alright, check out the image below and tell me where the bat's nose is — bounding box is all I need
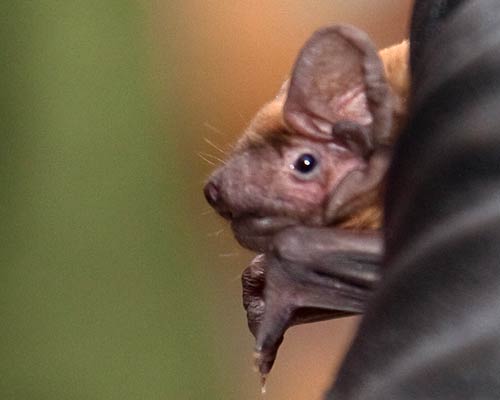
[204,181,220,207]
[204,180,234,219]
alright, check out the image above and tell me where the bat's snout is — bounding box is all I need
[203,179,234,220]
[204,180,219,207]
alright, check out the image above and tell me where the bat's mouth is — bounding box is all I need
[231,215,298,252]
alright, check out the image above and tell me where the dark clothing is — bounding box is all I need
[327,0,500,398]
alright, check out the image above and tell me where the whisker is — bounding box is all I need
[207,228,225,237]
[201,208,215,216]
[203,137,226,155]
[198,151,226,165]
[236,110,247,124]
[204,121,226,136]
[219,252,239,258]
[230,272,244,283]
[197,152,216,166]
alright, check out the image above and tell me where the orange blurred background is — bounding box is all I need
[152,1,412,398]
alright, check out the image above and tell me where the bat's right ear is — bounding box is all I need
[283,25,393,157]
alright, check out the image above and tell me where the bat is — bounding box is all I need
[204,24,409,378]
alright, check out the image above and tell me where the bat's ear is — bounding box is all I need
[283,25,393,157]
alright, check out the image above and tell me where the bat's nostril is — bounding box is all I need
[204,181,235,220]
[204,181,220,207]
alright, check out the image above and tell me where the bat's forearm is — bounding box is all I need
[273,226,383,288]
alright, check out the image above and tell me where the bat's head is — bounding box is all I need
[205,96,367,224]
[204,25,400,251]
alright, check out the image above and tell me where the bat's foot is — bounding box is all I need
[242,254,267,337]
[242,254,284,376]
[242,250,372,376]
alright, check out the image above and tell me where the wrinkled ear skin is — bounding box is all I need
[325,146,392,223]
[283,24,394,156]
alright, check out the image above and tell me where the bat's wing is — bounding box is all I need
[242,226,382,376]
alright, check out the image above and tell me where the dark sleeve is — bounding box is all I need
[326,0,500,398]
[409,0,467,68]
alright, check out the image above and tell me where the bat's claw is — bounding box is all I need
[242,254,266,336]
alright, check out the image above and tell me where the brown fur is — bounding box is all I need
[379,40,410,141]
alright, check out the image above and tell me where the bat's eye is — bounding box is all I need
[292,153,318,174]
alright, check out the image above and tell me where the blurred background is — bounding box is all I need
[1,1,411,399]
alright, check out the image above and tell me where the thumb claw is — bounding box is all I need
[242,254,267,337]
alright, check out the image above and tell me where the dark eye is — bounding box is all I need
[293,153,317,174]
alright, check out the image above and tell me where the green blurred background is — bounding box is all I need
[1,1,411,399]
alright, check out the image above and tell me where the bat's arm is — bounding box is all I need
[272,226,382,288]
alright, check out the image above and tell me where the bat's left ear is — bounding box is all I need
[283,24,393,157]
